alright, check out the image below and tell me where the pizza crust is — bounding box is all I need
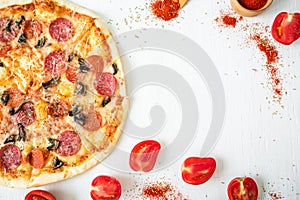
[0,0,129,188]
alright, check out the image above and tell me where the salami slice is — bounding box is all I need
[29,148,45,169]
[83,109,102,132]
[14,102,36,126]
[66,64,80,83]
[0,144,21,170]
[48,100,70,118]
[0,18,19,42]
[44,50,67,77]
[49,18,74,42]
[94,72,117,96]
[86,55,104,74]
[23,19,42,39]
[57,131,81,156]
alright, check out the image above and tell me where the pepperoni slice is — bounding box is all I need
[94,72,117,96]
[86,55,104,74]
[14,102,36,126]
[48,100,70,118]
[83,109,102,132]
[66,64,79,83]
[49,18,74,42]
[29,148,45,169]
[0,18,19,42]
[23,19,42,39]
[44,50,67,77]
[2,87,25,108]
[57,131,81,156]
[0,144,21,170]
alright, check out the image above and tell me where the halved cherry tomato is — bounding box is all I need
[129,140,161,172]
[227,177,258,200]
[90,175,122,200]
[181,157,216,185]
[271,12,300,45]
[24,190,56,200]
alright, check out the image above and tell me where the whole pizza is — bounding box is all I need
[0,0,128,188]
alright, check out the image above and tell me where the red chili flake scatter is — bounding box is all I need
[151,0,181,21]
[215,12,243,27]
[251,34,278,65]
[238,0,268,10]
[142,181,189,200]
[222,15,238,27]
[215,10,284,102]
[251,34,282,97]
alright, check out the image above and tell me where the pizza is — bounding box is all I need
[0,0,128,188]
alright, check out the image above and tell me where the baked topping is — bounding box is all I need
[94,72,117,96]
[23,19,42,39]
[49,18,74,42]
[44,50,67,77]
[0,144,22,170]
[0,18,20,42]
[56,131,81,157]
[42,76,61,89]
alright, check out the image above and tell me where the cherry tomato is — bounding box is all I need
[129,140,161,172]
[90,175,122,200]
[24,190,56,200]
[227,177,258,200]
[181,157,216,185]
[271,12,300,45]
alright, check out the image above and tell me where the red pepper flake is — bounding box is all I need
[222,15,238,27]
[251,34,278,65]
[142,181,189,200]
[251,34,282,98]
[151,0,181,21]
[215,11,243,28]
[238,0,268,10]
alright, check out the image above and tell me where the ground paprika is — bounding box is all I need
[151,0,181,21]
[238,0,267,10]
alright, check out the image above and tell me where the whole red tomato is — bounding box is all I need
[24,190,56,200]
[129,140,161,172]
[227,177,258,200]
[90,175,122,200]
[181,157,216,185]
[271,12,300,45]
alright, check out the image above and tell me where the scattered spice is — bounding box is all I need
[238,0,268,10]
[215,8,284,102]
[269,191,284,199]
[142,181,188,200]
[151,0,181,21]
[222,15,238,27]
[252,34,278,65]
[215,11,243,27]
[251,34,282,97]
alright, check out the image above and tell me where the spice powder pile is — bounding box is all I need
[215,11,243,28]
[142,181,188,200]
[238,0,268,10]
[151,0,181,21]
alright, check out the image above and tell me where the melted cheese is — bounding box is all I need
[34,100,48,121]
